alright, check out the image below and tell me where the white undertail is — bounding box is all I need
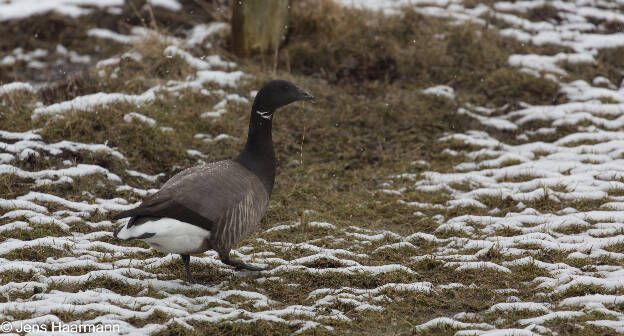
[116,217,211,254]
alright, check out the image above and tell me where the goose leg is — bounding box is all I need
[180,254,196,283]
[220,253,264,271]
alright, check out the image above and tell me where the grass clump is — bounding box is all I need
[480,69,559,106]
[39,107,186,174]
[527,5,561,23]
[4,246,72,262]
[279,0,560,109]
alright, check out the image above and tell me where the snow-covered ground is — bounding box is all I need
[2,0,624,334]
[379,0,624,334]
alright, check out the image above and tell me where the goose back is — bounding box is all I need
[113,160,270,236]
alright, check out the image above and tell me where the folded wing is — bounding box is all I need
[113,160,257,231]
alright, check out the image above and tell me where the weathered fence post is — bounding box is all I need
[231,0,290,57]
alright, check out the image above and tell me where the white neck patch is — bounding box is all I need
[256,110,272,120]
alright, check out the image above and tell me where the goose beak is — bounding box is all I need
[297,90,315,101]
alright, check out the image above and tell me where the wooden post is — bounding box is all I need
[231,0,290,57]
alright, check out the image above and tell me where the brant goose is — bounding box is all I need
[113,80,313,283]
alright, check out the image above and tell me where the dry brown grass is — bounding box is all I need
[273,0,560,109]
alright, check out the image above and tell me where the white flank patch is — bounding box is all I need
[116,217,211,254]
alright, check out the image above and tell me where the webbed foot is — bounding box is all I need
[221,257,265,271]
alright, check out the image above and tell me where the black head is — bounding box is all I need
[252,80,313,113]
